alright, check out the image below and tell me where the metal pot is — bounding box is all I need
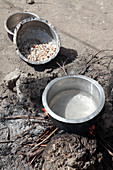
[4,12,39,36]
[13,17,60,65]
[42,75,105,134]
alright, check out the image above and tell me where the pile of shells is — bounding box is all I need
[19,39,57,62]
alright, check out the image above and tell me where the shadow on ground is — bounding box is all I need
[28,46,78,72]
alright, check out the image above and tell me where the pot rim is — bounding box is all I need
[4,12,39,35]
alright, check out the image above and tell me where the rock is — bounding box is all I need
[1,98,10,108]
[16,78,24,102]
[4,69,21,91]
[42,133,103,169]
[26,0,35,4]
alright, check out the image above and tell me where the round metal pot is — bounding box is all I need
[4,12,39,36]
[42,75,105,134]
[13,17,60,65]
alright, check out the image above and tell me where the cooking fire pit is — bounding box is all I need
[42,75,105,134]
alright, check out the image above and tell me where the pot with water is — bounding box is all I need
[42,75,105,134]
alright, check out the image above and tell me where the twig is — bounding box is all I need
[57,61,68,75]
[35,130,49,143]
[93,49,113,57]
[29,148,45,165]
[107,58,112,69]
[0,127,8,130]
[2,115,44,120]
[29,148,44,157]
[99,140,113,157]
[0,140,14,143]
[40,144,47,147]
[30,154,38,165]
[35,1,56,6]
[89,49,113,65]
[31,127,58,152]
[82,49,113,75]
[24,130,50,147]
[24,120,52,125]
[106,143,113,156]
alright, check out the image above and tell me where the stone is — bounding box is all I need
[4,69,21,91]
[42,133,103,169]
[16,78,24,102]
[26,0,35,4]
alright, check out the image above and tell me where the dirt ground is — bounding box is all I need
[0,0,113,169]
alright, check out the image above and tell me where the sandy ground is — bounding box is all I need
[1,0,113,82]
